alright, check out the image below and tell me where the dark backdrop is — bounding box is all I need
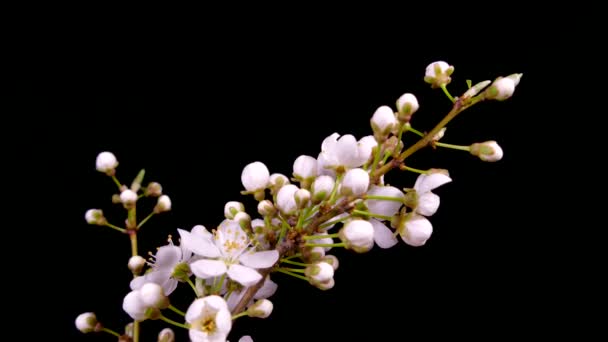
[16,19,540,341]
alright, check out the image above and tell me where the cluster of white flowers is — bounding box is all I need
[77,61,521,341]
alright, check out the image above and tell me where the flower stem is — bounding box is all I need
[364,195,404,202]
[102,327,120,337]
[407,126,424,137]
[282,253,302,260]
[104,222,126,233]
[402,165,427,174]
[278,266,306,273]
[440,84,456,103]
[232,312,248,320]
[352,209,392,221]
[280,259,310,267]
[275,268,309,281]
[137,212,155,229]
[129,231,138,256]
[434,141,471,151]
[302,233,340,240]
[186,278,199,297]
[111,175,122,190]
[328,173,343,204]
[133,321,140,342]
[304,242,346,248]
[159,314,190,330]
[168,304,185,317]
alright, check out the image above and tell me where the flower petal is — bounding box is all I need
[227,264,262,287]
[254,277,278,299]
[366,185,404,217]
[370,218,398,249]
[414,173,452,194]
[239,250,279,269]
[185,298,205,322]
[178,229,221,258]
[417,192,440,216]
[190,259,227,279]
[191,225,213,239]
[402,214,433,247]
[154,245,182,270]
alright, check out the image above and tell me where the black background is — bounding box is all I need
[13,14,550,341]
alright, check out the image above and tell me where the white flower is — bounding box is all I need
[247,299,273,318]
[257,200,275,216]
[293,155,318,180]
[318,133,376,171]
[340,220,374,253]
[140,282,168,309]
[470,141,503,162]
[322,255,339,270]
[311,175,335,203]
[268,173,289,191]
[186,295,232,342]
[75,312,97,333]
[487,77,515,101]
[84,209,105,225]
[369,218,398,249]
[371,105,397,137]
[341,168,369,196]
[120,189,138,206]
[424,61,454,88]
[306,262,334,284]
[155,195,172,213]
[95,151,118,173]
[189,220,279,287]
[315,277,335,290]
[122,290,147,321]
[241,162,270,192]
[128,255,146,274]
[365,185,404,217]
[224,201,245,220]
[276,184,299,215]
[158,328,175,342]
[400,214,433,247]
[411,172,452,217]
[396,93,420,120]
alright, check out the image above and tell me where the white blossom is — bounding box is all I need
[120,189,137,206]
[470,141,503,162]
[155,195,172,213]
[365,185,404,217]
[241,162,269,192]
[186,295,232,342]
[306,262,334,284]
[84,209,105,225]
[424,61,454,88]
[340,220,374,253]
[140,282,168,309]
[294,189,311,209]
[318,133,376,171]
[412,172,452,217]
[293,155,318,180]
[487,77,515,101]
[400,214,433,247]
[95,151,117,173]
[276,184,299,215]
[371,105,397,137]
[369,218,398,249]
[158,328,175,342]
[396,93,419,119]
[224,201,245,220]
[311,175,335,203]
[75,312,97,333]
[122,290,147,321]
[247,299,273,318]
[128,255,146,274]
[257,200,275,216]
[341,168,369,196]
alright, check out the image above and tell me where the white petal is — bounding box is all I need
[414,173,452,194]
[203,294,230,311]
[321,132,339,152]
[155,245,182,270]
[214,307,232,334]
[254,277,278,299]
[190,259,227,279]
[227,264,262,287]
[336,134,360,167]
[122,290,146,321]
[366,185,404,217]
[241,161,270,191]
[402,214,433,247]
[239,336,254,342]
[185,298,205,323]
[370,218,398,249]
[239,250,279,268]
[355,135,377,166]
[416,192,440,216]
[178,229,221,258]
[191,225,213,239]
[226,289,246,312]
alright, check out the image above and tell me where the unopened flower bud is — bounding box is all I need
[396,93,419,122]
[371,105,397,141]
[120,189,138,208]
[463,80,491,98]
[485,74,522,101]
[154,195,171,213]
[241,161,270,192]
[341,168,370,196]
[123,290,147,321]
[95,151,118,174]
[257,200,276,216]
[75,312,98,333]
[340,220,374,253]
[470,141,503,162]
[306,262,334,284]
[247,299,273,318]
[145,182,163,197]
[424,61,454,88]
[276,184,299,215]
[269,173,290,194]
[224,201,245,220]
[400,214,433,247]
[239,336,253,342]
[311,175,335,203]
[315,277,335,290]
[85,209,106,225]
[157,328,175,342]
[128,255,146,275]
[302,246,325,262]
[293,155,318,189]
[322,255,339,270]
[140,283,169,309]
[295,189,311,209]
[234,212,252,231]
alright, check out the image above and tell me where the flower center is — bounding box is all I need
[200,317,216,333]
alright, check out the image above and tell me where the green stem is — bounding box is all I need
[304,242,346,248]
[295,206,309,231]
[232,312,248,320]
[434,141,471,151]
[304,204,320,222]
[283,253,302,260]
[352,209,392,221]
[168,304,185,317]
[364,195,404,202]
[381,150,392,166]
[137,212,155,229]
[402,165,427,174]
[133,321,139,342]
[278,267,306,273]
[302,233,340,240]
[277,219,289,245]
[275,268,310,281]
[186,278,199,297]
[101,327,120,337]
[370,144,384,174]
[129,231,138,256]
[328,173,343,204]
[440,84,456,103]
[280,259,310,267]
[111,175,122,190]
[407,126,425,137]
[104,222,126,233]
[159,314,190,330]
[225,288,234,301]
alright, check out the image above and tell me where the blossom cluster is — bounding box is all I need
[76,61,521,341]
